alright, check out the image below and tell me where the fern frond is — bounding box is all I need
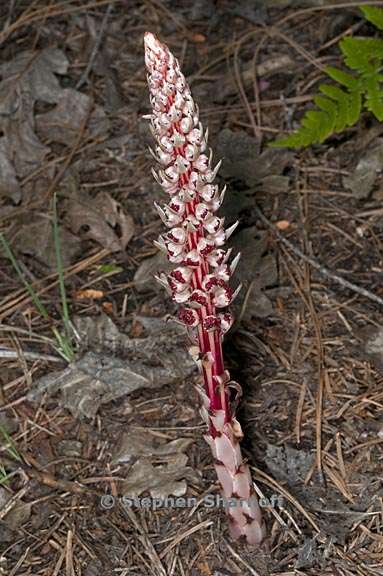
[325,66,359,89]
[271,84,361,149]
[272,5,383,149]
[360,5,383,31]
[340,37,383,74]
[313,95,337,131]
[364,75,383,120]
[347,90,363,125]
[320,84,362,129]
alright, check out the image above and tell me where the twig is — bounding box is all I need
[254,205,383,307]
[277,0,383,29]
[225,541,262,576]
[0,0,121,48]
[0,248,110,321]
[233,34,262,141]
[0,451,97,496]
[0,346,63,364]
[76,3,113,90]
[2,0,16,32]
[0,485,29,522]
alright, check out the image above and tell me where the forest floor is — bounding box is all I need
[0,1,382,575]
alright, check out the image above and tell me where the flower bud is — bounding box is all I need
[183,249,200,267]
[218,312,234,333]
[212,285,233,308]
[178,308,200,327]
[203,315,221,332]
[195,203,211,222]
[167,227,186,244]
[189,290,209,308]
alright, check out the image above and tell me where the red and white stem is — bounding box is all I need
[144,32,266,545]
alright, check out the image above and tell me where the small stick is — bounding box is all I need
[254,204,383,307]
[76,4,113,90]
[0,346,63,364]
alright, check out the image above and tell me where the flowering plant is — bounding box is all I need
[144,32,265,545]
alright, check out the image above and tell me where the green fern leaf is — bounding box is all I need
[313,96,338,136]
[271,108,335,148]
[325,66,358,89]
[318,84,349,131]
[360,5,383,31]
[301,110,327,141]
[271,7,383,149]
[340,37,383,74]
[347,90,362,125]
[313,94,336,114]
[270,128,314,148]
[319,84,361,129]
[269,136,300,149]
[364,76,383,120]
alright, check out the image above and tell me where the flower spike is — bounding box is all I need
[144,31,265,545]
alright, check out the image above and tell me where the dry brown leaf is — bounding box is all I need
[0,48,69,201]
[11,214,81,269]
[343,138,383,199]
[66,191,135,252]
[134,251,173,293]
[121,454,198,500]
[28,314,196,418]
[216,128,293,187]
[113,428,194,464]
[0,47,110,203]
[36,88,110,146]
[231,227,278,318]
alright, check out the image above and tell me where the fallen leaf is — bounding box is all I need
[216,129,293,187]
[265,443,314,485]
[113,428,194,464]
[36,88,110,146]
[0,414,18,435]
[296,539,318,570]
[0,47,111,204]
[0,140,20,202]
[260,174,290,194]
[354,324,383,371]
[11,214,82,270]
[0,48,69,201]
[57,440,83,458]
[213,53,295,102]
[28,313,196,418]
[134,251,173,293]
[121,454,198,499]
[343,138,383,199]
[28,351,163,419]
[66,191,135,252]
[231,227,278,319]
